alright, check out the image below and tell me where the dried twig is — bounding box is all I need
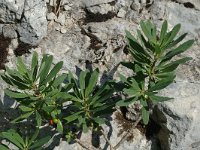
[100,129,114,150]
[75,139,91,150]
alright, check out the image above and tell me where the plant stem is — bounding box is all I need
[75,139,91,150]
[113,116,142,150]
[100,129,114,150]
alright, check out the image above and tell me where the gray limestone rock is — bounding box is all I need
[17,0,47,45]
[0,0,25,23]
[2,25,17,39]
[154,81,200,150]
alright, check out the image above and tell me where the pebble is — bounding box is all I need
[47,12,56,21]
[55,13,65,26]
[64,5,71,11]
[117,8,127,18]
[60,27,67,34]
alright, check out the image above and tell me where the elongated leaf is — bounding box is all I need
[36,111,42,127]
[148,94,173,103]
[160,57,192,72]
[164,33,187,50]
[5,89,29,99]
[0,130,24,149]
[161,40,194,63]
[140,21,154,43]
[16,57,28,76]
[57,120,63,134]
[142,107,149,125]
[148,76,175,92]
[42,61,63,85]
[93,117,106,125]
[39,55,53,85]
[31,52,39,82]
[28,129,39,148]
[162,24,181,46]
[85,69,99,97]
[29,136,51,149]
[116,97,138,106]
[52,73,67,87]
[11,111,34,123]
[160,20,168,42]
[0,145,9,150]
[19,105,33,112]
[64,111,83,123]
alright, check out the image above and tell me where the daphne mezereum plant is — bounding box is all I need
[1,52,71,133]
[63,69,116,142]
[0,129,51,150]
[118,20,194,125]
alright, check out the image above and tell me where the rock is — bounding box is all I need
[130,1,141,12]
[55,13,66,26]
[2,25,17,39]
[117,8,127,18]
[86,4,114,14]
[47,12,56,21]
[0,0,25,23]
[0,24,3,34]
[60,27,67,34]
[49,0,56,6]
[64,5,72,11]
[153,81,200,150]
[17,0,47,45]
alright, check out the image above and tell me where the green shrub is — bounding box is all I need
[118,20,194,124]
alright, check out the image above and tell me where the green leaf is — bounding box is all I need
[79,70,87,97]
[5,89,29,99]
[19,105,33,112]
[42,61,63,85]
[148,94,173,103]
[64,111,83,123]
[116,97,138,106]
[31,51,39,81]
[142,107,149,125]
[85,69,99,97]
[160,57,192,72]
[0,145,9,150]
[161,40,194,63]
[0,130,24,149]
[57,120,63,134]
[160,20,168,42]
[38,55,53,85]
[28,129,39,147]
[162,24,181,46]
[93,117,106,125]
[148,76,175,92]
[52,73,67,87]
[16,57,28,76]
[29,136,51,150]
[164,33,187,50]
[11,111,34,123]
[36,111,42,127]
[140,20,154,42]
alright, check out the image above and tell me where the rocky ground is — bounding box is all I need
[1,0,200,149]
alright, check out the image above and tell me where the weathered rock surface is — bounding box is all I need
[0,0,47,45]
[154,81,200,150]
[1,0,200,149]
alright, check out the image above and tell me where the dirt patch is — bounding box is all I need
[14,41,36,56]
[115,110,145,142]
[0,35,11,70]
[83,9,116,24]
